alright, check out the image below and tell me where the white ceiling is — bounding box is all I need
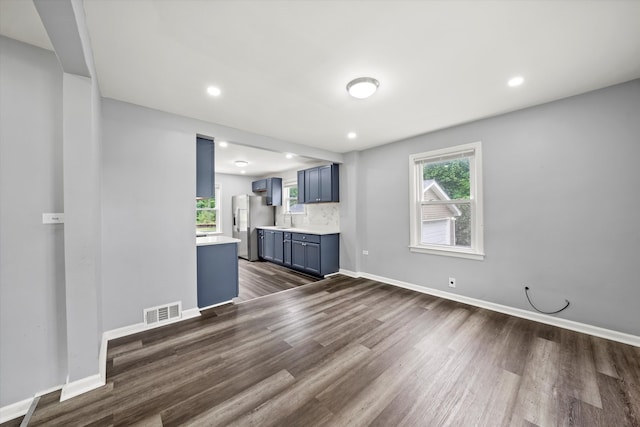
[3,1,640,164]
[0,0,52,51]
[212,142,319,176]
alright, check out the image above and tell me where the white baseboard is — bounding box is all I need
[0,396,32,424]
[339,269,640,347]
[2,306,203,420]
[98,306,202,383]
[338,268,360,278]
[60,374,103,402]
[0,385,64,423]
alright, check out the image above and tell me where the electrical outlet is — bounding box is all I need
[448,277,456,288]
[362,250,369,255]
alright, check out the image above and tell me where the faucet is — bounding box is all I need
[284,212,293,228]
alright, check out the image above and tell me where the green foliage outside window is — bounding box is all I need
[196,198,217,232]
[423,159,470,199]
[287,186,304,213]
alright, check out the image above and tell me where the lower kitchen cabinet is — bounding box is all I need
[283,232,292,266]
[197,242,238,308]
[263,229,275,261]
[260,229,339,277]
[258,229,265,258]
[262,230,284,262]
[274,231,284,263]
[292,240,321,275]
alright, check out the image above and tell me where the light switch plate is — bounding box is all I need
[43,213,65,224]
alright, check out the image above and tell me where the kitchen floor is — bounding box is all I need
[234,259,322,303]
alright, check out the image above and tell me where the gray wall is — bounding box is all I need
[341,79,640,336]
[101,100,198,331]
[0,37,67,406]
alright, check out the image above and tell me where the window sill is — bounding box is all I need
[196,231,223,237]
[409,245,484,261]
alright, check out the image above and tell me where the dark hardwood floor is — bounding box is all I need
[6,275,640,426]
[235,258,322,302]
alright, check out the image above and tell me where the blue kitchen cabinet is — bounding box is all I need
[258,229,265,258]
[263,229,275,261]
[297,170,305,204]
[273,231,284,263]
[196,137,215,199]
[290,232,339,276]
[251,177,282,206]
[260,230,284,263]
[283,232,292,266]
[298,164,339,203]
[197,242,238,308]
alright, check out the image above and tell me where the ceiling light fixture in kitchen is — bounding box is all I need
[285,153,294,159]
[218,141,228,147]
[508,76,524,87]
[207,86,221,96]
[234,160,248,167]
[346,77,379,99]
[347,132,357,139]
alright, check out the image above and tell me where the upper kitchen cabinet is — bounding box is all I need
[252,177,282,206]
[298,164,339,203]
[196,137,215,199]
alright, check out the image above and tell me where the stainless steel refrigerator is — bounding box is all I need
[232,195,274,261]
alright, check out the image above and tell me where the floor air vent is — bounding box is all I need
[144,301,182,326]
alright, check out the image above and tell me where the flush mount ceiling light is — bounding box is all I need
[347,132,357,139]
[218,141,228,148]
[285,153,294,159]
[234,160,248,167]
[346,77,379,99]
[207,86,221,96]
[508,76,524,87]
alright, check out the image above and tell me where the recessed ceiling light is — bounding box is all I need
[508,76,524,87]
[218,141,228,148]
[234,160,248,167]
[347,132,357,139]
[240,170,246,174]
[285,153,294,159]
[346,77,380,99]
[207,86,221,96]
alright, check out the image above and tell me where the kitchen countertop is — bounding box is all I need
[196,235,241,246]
[257,225,340,235]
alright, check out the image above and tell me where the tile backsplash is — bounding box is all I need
[275,203,340,228]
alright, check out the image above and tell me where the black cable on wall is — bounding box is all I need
[524,286,570,315]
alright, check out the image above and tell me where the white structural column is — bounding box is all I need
[61,72,102,383]
[34,0,103,392]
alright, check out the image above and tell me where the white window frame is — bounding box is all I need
[283,181,305,215]
[409,141,484,260]
[196,184,222,234]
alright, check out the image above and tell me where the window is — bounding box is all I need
[196,184,221,234]
[409,142,484,260]
[284,182,305,214]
